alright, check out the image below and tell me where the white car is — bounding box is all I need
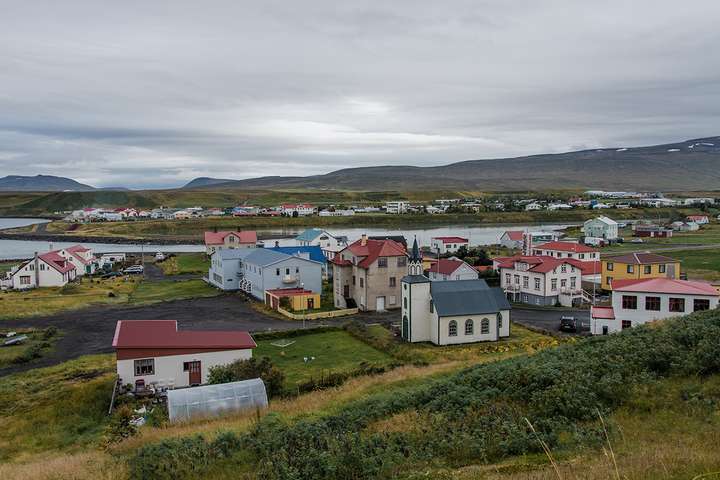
[155,252,165,261]
[123,265,144,274]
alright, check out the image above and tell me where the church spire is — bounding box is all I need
[411,236,421,262]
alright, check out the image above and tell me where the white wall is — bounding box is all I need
[117,349,252,389]
[611,291,719,328]
[402,280,431,342]
[428,263,478,281]
[435,310,510,345]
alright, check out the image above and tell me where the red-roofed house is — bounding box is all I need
[497,255,586,306]
[204,230,258,255]
[686,215,709,225]
[331,234,408,311]
[532,241,599,262]
[427,258,478,281]
[430,236,469,254]
[9,251,77,289]
[591,278,719,334]
[58,245,97,275]
[113,320,256,389]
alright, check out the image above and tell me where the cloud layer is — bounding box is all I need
[1,1,719,188]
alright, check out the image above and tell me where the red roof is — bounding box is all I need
[432,236,469,244]
[504,231,524,241]
[65,245,92,265]
[38,251,76,274]
[566,259,601,276]
[281,204,313,209]
[496,255,578,274]
[687,215,708,221]
[534,241,597,254]
[341,238,407,269]
[204,230,257,246]
[429,258,472,275]
[591,306,615,320]
[612,278,719,296]
[266,288,315,297]
[112,320,256,350]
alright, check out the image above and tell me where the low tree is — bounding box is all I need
[208,357,285,398]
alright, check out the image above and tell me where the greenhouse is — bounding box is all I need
[167,378,268,422]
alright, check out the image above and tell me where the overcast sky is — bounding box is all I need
[1,1,719,189]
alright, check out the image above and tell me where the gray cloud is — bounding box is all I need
[1,0,719,188]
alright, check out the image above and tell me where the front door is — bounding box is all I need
[307,297,314,309]
[343,285,350,298]
[376,296,385,311]
[186,361,201,385]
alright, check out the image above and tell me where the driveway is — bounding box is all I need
[511,307,590,335]
[0,294,396,377]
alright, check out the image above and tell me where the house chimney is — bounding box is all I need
[213,226,218,233]
[360,234,367,246]
[34,252,39,287]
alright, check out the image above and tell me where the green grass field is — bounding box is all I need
[128,279,220,304]
[666,249,720,280]
[157,253,209,275]
[254,330,394,390]
[0,328,59,367]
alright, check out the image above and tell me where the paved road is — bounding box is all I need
[0,293,396,377]
[511,307,590,334]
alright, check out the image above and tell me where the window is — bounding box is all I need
[627,265,634,274]
[296,267,300,273]
[429,300,434,313]
[20,276,31,285]
[403,297,407,308]
[621,320,632,330]
[644,265,651,274]
[560,279,567,288]
[622,295,637,310]
[389,277,396,287]
[669,298,685,312]
[580,254,585,259]
[570,277,576,289]
[607,262,614,271]
[352,275,356,285]
[465,319,474,335]
[134,359,154,376]
[659,264,666,273]
[448,320,457,337]
[359,278,364,288]
[497,312,503,329]
[561,265,567,273]
[285,268,290,275]
[607,276,613,286]
[481,318,490,334]
[645,296,661,311]
[534,278,540,291]
[514,275,520,284]
[523,276,529,288]
[551,279,557,291]
[389,296,396,305]
[276,268,280,276]
[29,264,34,271]
[602,325,609,335]
[397,257,407,267]
[694,299,711,311]
[40,263,45,271]
[378,258,388,268]
[505,273,511,284]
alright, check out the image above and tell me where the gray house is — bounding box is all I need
[208,248,322,300]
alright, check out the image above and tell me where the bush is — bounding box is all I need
[102,405,138,446]
[208,357,285,398]
[42,326,58,339]
[11,344,43,364]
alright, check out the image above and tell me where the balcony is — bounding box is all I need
[282,274,298,284]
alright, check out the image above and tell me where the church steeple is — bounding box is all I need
[408,236,423,275]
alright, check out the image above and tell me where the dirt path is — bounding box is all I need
[0,295,396,376]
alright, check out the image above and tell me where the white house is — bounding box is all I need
[294,228,348,258]
[547,203,572,210]
[385,201,409,214]
[430,236,469,254]
[671,221,700,232]
[204,230,258,255]
[318,209,355,217]
[98,252,127,269]
[427,258,478,281]
[499,231,560,250]
[401,242,510,345]
[57,245,97,276]
[583,216,619,241]
[590,278,719,335]
[532,241,599,262]
[496,255,585,307]
[686,215,709,225]
[525,202,543,211]
[9,251,77,289]
[112,320,256,390]
[280,204,315,216]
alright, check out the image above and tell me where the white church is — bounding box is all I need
[401,238,511,345]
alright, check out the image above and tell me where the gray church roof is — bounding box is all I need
[430,279,510,317]
[401,274,431,284]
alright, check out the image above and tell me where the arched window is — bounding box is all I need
[481,318,490,334]
[465,319,474,335]
[403,297,407,309]
[497,312,503,329]
[448,320,457,337]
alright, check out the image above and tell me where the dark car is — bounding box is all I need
[101,271,122,279]
[560,316,578,332]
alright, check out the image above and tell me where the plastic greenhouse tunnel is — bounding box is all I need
[167,378,268,422]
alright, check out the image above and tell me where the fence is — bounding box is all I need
[276,306,359,321]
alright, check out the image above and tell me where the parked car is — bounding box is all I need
[155,252,165,261]
[123,265,144,274]
[631,238,644,244]
[560,316,578,332]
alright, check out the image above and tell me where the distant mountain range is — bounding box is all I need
[4,137,720,193]
[181,136,720,192]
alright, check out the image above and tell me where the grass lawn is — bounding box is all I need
[0,354,116,461]
[603,223,720,254]
[0,261,16,274]
[667,248,720,281]
[157,253,209,275]
[254,330,394,390]
[128,279,220,304]
[0,328,59,368]
[0,278,136,320]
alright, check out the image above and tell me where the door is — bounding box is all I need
[376,296,386,311]
[343,285,350,298]
[307,297,314,309]
[186,361,201,385]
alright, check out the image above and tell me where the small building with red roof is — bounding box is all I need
[331,234,408,311]
[430,236,469,254]
[427,258,478,282]
[499,230,559,250]
[58,244,97,275]
[204,230,258,255]
[592,277,720,335]
[113,320,256,390]
[8,250,77,289]
[686,215,709,225]
[532,241,599,262]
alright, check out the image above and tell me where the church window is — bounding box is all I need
[465,319,474,335]
[481,318,490,334]
[448,320,457,337]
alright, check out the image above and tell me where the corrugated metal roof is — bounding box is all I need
[430,279,510,316]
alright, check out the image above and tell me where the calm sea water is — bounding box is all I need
[0,218,573,260]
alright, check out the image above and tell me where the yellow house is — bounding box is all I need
[601,253,680,290]
[265,288,321,312]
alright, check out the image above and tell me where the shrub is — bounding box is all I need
[208,357,285,398]
[11,344,43,364]
[102,405,138,447]
[42,326,58,339]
